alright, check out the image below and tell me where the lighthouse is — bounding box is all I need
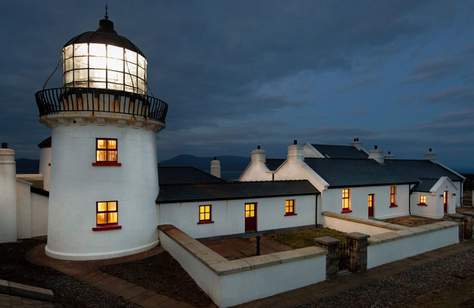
[35,13,168,260]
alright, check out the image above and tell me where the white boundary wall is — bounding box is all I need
[159,225,326,307]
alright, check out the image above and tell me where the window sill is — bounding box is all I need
[341,208,352,214]
[197,220,214,225]
[92,161,122,167]
[284,212,297,216]
[92,224,122,231]
[418,203,428,207]
[389,204,398,208]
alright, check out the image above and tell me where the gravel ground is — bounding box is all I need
[101,251,214,307]
[299,247,474,308]
[0,239,138,308]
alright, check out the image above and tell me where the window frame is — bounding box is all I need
[198,204,213,224]
[389,185,398,207]
[92,137,122,167]
[418,195,428,206]
[92,200,122,231]
[284,199,297,216]
[341,188,352,213]
[245,202,257,218]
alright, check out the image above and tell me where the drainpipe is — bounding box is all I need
[315,194,318,226]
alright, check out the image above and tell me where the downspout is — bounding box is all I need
[315,193,318,226]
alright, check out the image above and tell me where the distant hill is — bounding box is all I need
[161,154,249,180]
[16,159,39,174]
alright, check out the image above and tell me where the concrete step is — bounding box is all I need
[0,279,54,302]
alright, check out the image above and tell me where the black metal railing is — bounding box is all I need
[35,87,168,123]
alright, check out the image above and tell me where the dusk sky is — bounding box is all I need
[1,1,473,171]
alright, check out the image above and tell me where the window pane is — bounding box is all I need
[89,57,107,69]
[125,62,137,75]
[108,71,123,84]
[107,201,117,211]
[125,74,137,87]
[108,45,124,59]
[107,139,117,149]
[65,71,73,84]
[89,69,106,82]
[107,58,123,72]
[138,66,145,79]
[90,82,106,89]
[65,58,73,71]
[125,49,137,64]
[74,43,88,56]
[108,212,118,224]
[125,86,135,93]
[97,213,107,224]
[97,202,107,212]
[89,43,106,57]
[138,54,145,68]
[108,83,123,91]
[96,150,107,161]
[74,69,88,82]
[97,139,107,149]
[74,56,88,69]
[138,78,145,91]
[107,151,117,162]
[64,45,73,59]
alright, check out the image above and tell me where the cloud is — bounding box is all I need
[404,57,463,83]
[426,87,474,105]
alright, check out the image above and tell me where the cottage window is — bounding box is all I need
[284,199,296,216]
[92,201,121,231]
[198,204,213,224]
[93,138,121,166]
[341,188,352,213]
[245,203,256,218]
[389,185,397,207]
[418,195,427,206]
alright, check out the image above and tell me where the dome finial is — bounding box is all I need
[105,3,109,20]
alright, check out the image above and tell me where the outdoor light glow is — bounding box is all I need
[63,43,147,94]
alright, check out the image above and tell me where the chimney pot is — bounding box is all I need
[374,145,378,150]
[210,158,221,178]
[293,139,297,145]
[257,145,261,149]
[1,143,7,149]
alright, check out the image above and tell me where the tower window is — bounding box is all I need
[92,201,121,231]
[93,138,121,166]
[341,188,352,213]
[198,205,213,224]
[389,185,397,207]
[284,199,296,216]
[418,195,427,206]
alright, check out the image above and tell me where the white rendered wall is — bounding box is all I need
[16,180,32,239]
[159,195,317,238]
[322,185,410,220]
[322,215,392,236]
[410,192,439,219]
[239,162,272,181]
[0,148,17,243]
[39,147,52,191]
[46,124,159,260]
[31,192,48,237]
[367,224,459,269]
[274,160,329,192]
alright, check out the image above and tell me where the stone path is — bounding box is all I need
[27,245,192,308]
[240,240,474,307]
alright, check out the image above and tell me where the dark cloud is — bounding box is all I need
[426,87,474,105]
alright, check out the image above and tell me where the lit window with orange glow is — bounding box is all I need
[341,188,351,213]
[96,201,118,225]
[390,185,397,207]
[95,138,118,163]
[245,203,256,218]
[198,205,212,224]
[284,199,296,216]
[419,195,427,205]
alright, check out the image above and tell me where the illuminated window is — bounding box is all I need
[63,43,147,95]
[284,199,296,216]
[389,185,397,207]
[341,188,351,213]
[198,205,212,224]
[419,195,427,205]
[96,201,118,225]
[443,191,449,205]
[245,203,256,218]
[96,138,118,162]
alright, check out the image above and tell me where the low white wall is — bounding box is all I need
[159,225,327,307]
[367,222,459,269]
[322,212,401,236]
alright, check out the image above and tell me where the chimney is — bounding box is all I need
[251,145,266,163]
[210,157,221,178]
[424,148,437,161]
[0,143,17,243]
[368,145,384,164]
[352,137,363,151]
[288,139,304,161]
[385,150,395,160]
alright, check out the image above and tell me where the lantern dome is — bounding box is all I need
[62,16,147,95]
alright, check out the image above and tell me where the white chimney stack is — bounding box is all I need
[0,143,17,243]
[287,139,304,161]
[352,137,363,150]
[210,157,221,178]
[424,148,437,161]
[368,145,384,164]
[38,138,52,191]
[251,145,266,163]
[385,150,395,160]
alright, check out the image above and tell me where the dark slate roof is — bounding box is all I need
[265,158,285,171]
[305,158,419,187]
[157,180,319,203]
[158,166,226,185]
[413,178,439,192]
[38,137,51,148]
[311,144,368,159]
[384,160,464,182]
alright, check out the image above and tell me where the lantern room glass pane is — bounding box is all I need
[107,58,123,71]
[108,45,123,59]
[125,62,137,75]
[65,71,73,84]
[138,79,145,91]
[138,67,145,79]
[64,45,73,59]
[74,69,88,82]
[89,57,107,69]
[108,83,123,91]
[65,58,73,71]
[89,43,106,57]
[74,43,88,56]
[108,71,123,84]
[138,54,145,68]
[125,74,136,87]
[125,49,137,64]
[74,56,88,69]
[90,69,106,82]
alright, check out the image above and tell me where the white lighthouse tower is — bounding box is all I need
[35,13,168,260]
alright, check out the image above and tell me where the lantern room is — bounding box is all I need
[63,16,147,95]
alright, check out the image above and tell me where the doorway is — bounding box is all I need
[443,191,449,214]
[245,202,257,232]
[368,194,375,218]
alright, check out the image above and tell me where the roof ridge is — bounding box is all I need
[160,179,311,187]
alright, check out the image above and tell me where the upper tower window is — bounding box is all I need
[93,138,121,166]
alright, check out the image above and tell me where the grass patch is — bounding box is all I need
[267,227,347,249]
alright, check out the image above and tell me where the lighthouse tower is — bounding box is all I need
[35,13,168,260]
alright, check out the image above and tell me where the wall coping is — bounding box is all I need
[322,211,408,231]
[158,224,327,276]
